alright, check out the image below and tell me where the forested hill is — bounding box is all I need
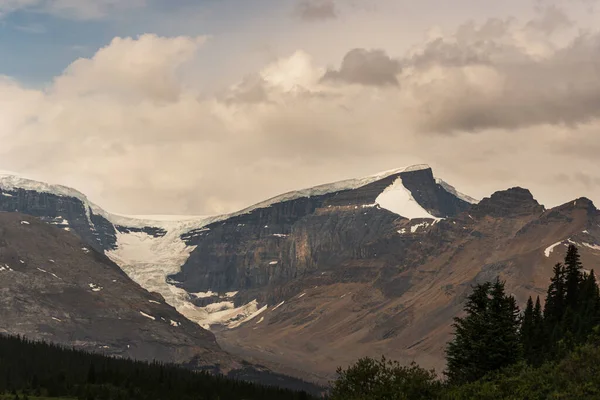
[0,334,317,400]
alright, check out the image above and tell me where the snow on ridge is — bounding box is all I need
[0,164,439,233]
[435,178,478,204]
[235,164,431,216]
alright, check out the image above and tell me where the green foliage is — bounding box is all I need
[0,334,316,400]
[329,356,442,400]
[445,278,521,384]
[443,343,600,399]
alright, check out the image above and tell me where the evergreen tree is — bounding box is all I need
[544,263,566,327]
[445,279,521,384]
[530,296,545,366]
[564,245,583,310]
[486,279,522,370]
[445,282,491,384]
[521,297,535,364]
[577,269,600,341]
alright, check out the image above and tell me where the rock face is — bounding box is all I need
[170,166,471,303]
[3,167,600,387]
[217,190,600,383]
[0,212,230,370]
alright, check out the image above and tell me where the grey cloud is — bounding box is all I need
[322,48,401,86]
[223,74,270,104]
[402,17,600,133]
[296,0,337,21]
[528,5,573,34]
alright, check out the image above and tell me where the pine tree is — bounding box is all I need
[445,282,492,384]
[486,279,522,370]
[564,245,583,311]
[521,297,535,364]
[544,263,566,334]
[577,269,600,341]
[530,296,545,366]
[446,279,521,384]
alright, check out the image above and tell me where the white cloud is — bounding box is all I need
[2,10,600,215]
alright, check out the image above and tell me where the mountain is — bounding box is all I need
[2,166,599,384]
[0,211,230,370]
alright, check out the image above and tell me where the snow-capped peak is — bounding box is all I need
[435,178,478,204]
[234,164,432,216]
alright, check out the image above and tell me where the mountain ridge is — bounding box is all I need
[2,165,600,385]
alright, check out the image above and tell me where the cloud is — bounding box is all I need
[322,48,401,86]
[528,5,573,34]
[3,9,600,215]
[295,0,337,21]
[396,14,600,133]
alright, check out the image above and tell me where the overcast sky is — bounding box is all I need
[1,0,600,215]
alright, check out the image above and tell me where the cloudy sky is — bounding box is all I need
[1,0,600,215]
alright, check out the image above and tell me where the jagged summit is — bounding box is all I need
[471,187,545,218]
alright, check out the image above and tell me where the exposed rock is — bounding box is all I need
[0,212,233,370]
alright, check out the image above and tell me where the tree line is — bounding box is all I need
[0,334,316,400]
[330,244,600,399]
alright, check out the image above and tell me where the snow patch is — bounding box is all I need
[255,316,264,325]
[148,300,161,304]
[51,317,62,322]
[20,221,30,225]
[272,233,288,238]
[89,283,103,292]
[36,268,60,280]
[375,177,438,219]
[0,264,13,272]
[170,320,181,327]
[229,303,267,329]
[272,301,285,311]
[298,293,306,299]
[50,217,69,226]
[582,242,600,251]
[139,311,155,321]
[191,291,216,298]
[411,222,429,233]
[545,241,563,257]
[269,261,279,265]
[397,228,406,234]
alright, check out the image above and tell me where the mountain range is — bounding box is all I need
[1,165,599,384]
